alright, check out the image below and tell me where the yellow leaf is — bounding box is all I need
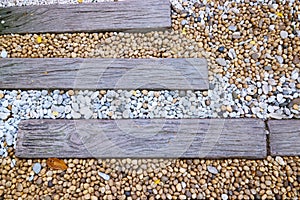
[250,40,256,45]
[132,90,137,96]
[52,111,59,116]
[154,179,161,184]
[36,36,42,44]
[276,12,283,17]
[78,0,83,3]
[47,158,68,170]
[182,28,186,35]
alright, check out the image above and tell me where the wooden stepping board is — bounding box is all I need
[268,120,300,156]
[16,119,267,158]
[0,0,171,34]
[0,58,208,90]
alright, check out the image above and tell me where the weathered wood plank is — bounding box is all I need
[0,58,208,90]
[0,0,171,34]
[268,120,300,156]
[16,119,267,158]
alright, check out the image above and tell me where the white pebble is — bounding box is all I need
[280,31,288,39]
[221,194,229,200]
[1,49,7,58]
[275,156,286,166]
[32,163,42,174]
[98,172,110,181]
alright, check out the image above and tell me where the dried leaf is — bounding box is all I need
[78,0,83,3]
[46,158,68,170]
[154,179,160,184]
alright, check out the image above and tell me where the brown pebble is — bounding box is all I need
[100,90,106,95]
[293,55,300,64]
[67,90,74,96]
[245,96,252,101]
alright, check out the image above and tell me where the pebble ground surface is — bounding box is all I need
[0,0,300,199]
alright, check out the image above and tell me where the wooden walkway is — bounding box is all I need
[2,0,300,158]
[16,119,267,159]
[268,120,300,156]
[0,58,208,90]
[0,0,171,34]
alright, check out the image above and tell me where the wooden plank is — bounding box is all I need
[16,119,267,158]
[268,120,300,156]
[0,0,171,34]
[0,58,208,90]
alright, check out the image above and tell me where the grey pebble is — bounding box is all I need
[228,25,237,31]
[216,58,227,66]
[207,166,218,174]
[33,163,42,174]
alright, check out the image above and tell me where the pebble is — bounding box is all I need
[218,46,225,53]
[228,48,236,59]
[1,49,7,58]
[280,31,288,39]
[221,194,229,200]
[262,84,269,94]
[228,25,237,32]
[293,55,300,64]
[275,156,286,166]
[28,175,34,182]
[245,96,252,101]
[32,163,41,174]
[122,110,130,118]
[251,53,260,60]
[98,171,110,181]
[291,69,299,80]
[67,90,74,96]
[232,32,241,39]
[275,55,283,64]
[207,166,218,174]
[176,183,182,192]
[80,107,93,119]
[216,58,227,66]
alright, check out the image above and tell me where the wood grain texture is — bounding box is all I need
[16,119,267,158]
[268,120,300,156]
[0,58,208,90]
[0,0,171,34]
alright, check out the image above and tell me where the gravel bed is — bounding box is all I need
[1,149,299,199]
[1,0,300,199]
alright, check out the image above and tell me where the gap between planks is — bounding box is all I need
[0,0,171,34]
[16,118,267,159]
[0,58,208,90]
